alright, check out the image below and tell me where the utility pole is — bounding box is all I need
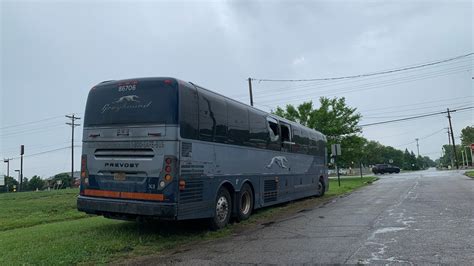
[415,138,420,157]
[447,108,459,169]
[447,128,454,167]
[20,145,24,192]
[248,77,254,107]
[14,169,20,192]
[3,158,10,179]
[3,159,9,192]
[66,114,81,181]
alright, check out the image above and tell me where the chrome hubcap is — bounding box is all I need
[216,196,229,222]
[318,182,323,195]
[240,191,251,215]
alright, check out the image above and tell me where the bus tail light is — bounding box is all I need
[81,155,89,185]
[163,156,174,183]
[179,180,185,190]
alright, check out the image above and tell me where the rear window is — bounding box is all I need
[84,79,178,127]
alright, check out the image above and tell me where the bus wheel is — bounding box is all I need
[210,187,231,230]
[317,179,325,197]
[236,183,253,222]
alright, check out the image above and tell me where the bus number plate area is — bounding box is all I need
[114,172,127,181]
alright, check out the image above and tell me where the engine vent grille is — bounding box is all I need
[264,179,278,203]
[94,149,154,159]
[179,179,204,203]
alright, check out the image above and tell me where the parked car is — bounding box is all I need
[372,164,400,174]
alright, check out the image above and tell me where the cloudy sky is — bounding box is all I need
[1,0,473,178]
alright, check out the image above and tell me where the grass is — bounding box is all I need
[465,170,474,178]
[0,176,377,265]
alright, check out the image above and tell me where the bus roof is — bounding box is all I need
[93,77,326,141]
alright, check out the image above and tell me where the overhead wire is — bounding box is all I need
[256,65,472,105]
[251,52,473,82]
[359,106,473,128]
[249,59,473,98]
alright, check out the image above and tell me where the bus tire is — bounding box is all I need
[236,183,253,222]
[317,179,325,197]
[210,187,232,230]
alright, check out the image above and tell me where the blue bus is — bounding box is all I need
[77,77,328,229]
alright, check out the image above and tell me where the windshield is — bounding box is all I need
[84,79,178,127]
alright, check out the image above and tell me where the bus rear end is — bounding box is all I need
[77,78,180,220]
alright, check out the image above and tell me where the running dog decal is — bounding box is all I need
[101,95,152,114]
[114,95,140,103]
[266,156,288,169]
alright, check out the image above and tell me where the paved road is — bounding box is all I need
[160,169,474,264]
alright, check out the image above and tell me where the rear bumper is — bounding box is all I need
[77,195,177,219]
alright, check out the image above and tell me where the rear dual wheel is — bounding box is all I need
[236,183,253,222]
[210,187,232,230]
[210,184,254,230]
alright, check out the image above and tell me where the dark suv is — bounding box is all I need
[372,164,400,174]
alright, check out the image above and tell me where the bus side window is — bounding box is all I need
[179,83,199,140]
[300,128,310,154]
[292,127,301,153]
[309,133,318,155]
[227,101,249,146]
[197,89,227,143]
[267,117,280,151]
[249,110,268,149]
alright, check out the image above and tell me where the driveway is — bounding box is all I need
[135,169,474,264]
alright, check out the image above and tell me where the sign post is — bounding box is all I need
[470,144,474,166]
[331,144,342,187]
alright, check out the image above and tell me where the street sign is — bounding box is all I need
[331,144,341,156]
[389,159,394,164]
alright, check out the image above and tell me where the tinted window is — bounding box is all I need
[84,79,178,126]
[292,127,305,154]
[227,100,249,145]
[179,82,199,139]
[249,110,268,148]
[300,129,310,154]
[198,89,227,143]
[309,132,318,155]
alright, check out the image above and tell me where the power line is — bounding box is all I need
[359,106,473,128]
[362,101,474,119]
[0,115,63,130]
[251,61,472,98]
[256,66,471,105]
[7,146,81,160]
[251,52,473,82]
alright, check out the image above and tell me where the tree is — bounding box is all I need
[274,97,362,167]
[1,176,19,193]
[274,97,361,139]
[460,126,474,146]
[53,173,74,188]
[28,175,45,191]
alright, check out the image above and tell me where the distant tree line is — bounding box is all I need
[274,97,436,170]
[1,172,75,193]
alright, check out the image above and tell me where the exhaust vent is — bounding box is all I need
[94,149,154,159]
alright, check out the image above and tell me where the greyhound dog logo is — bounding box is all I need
[115,95,140,103]
[101,95,151,114]
[266,156,288,169]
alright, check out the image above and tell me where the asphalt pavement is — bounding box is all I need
[156,169,474,264]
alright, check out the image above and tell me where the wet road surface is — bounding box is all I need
[159,169,474,264]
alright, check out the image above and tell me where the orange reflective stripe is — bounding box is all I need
[83,189,164,201]
[84,189,120,198]
[120,191,164,201]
